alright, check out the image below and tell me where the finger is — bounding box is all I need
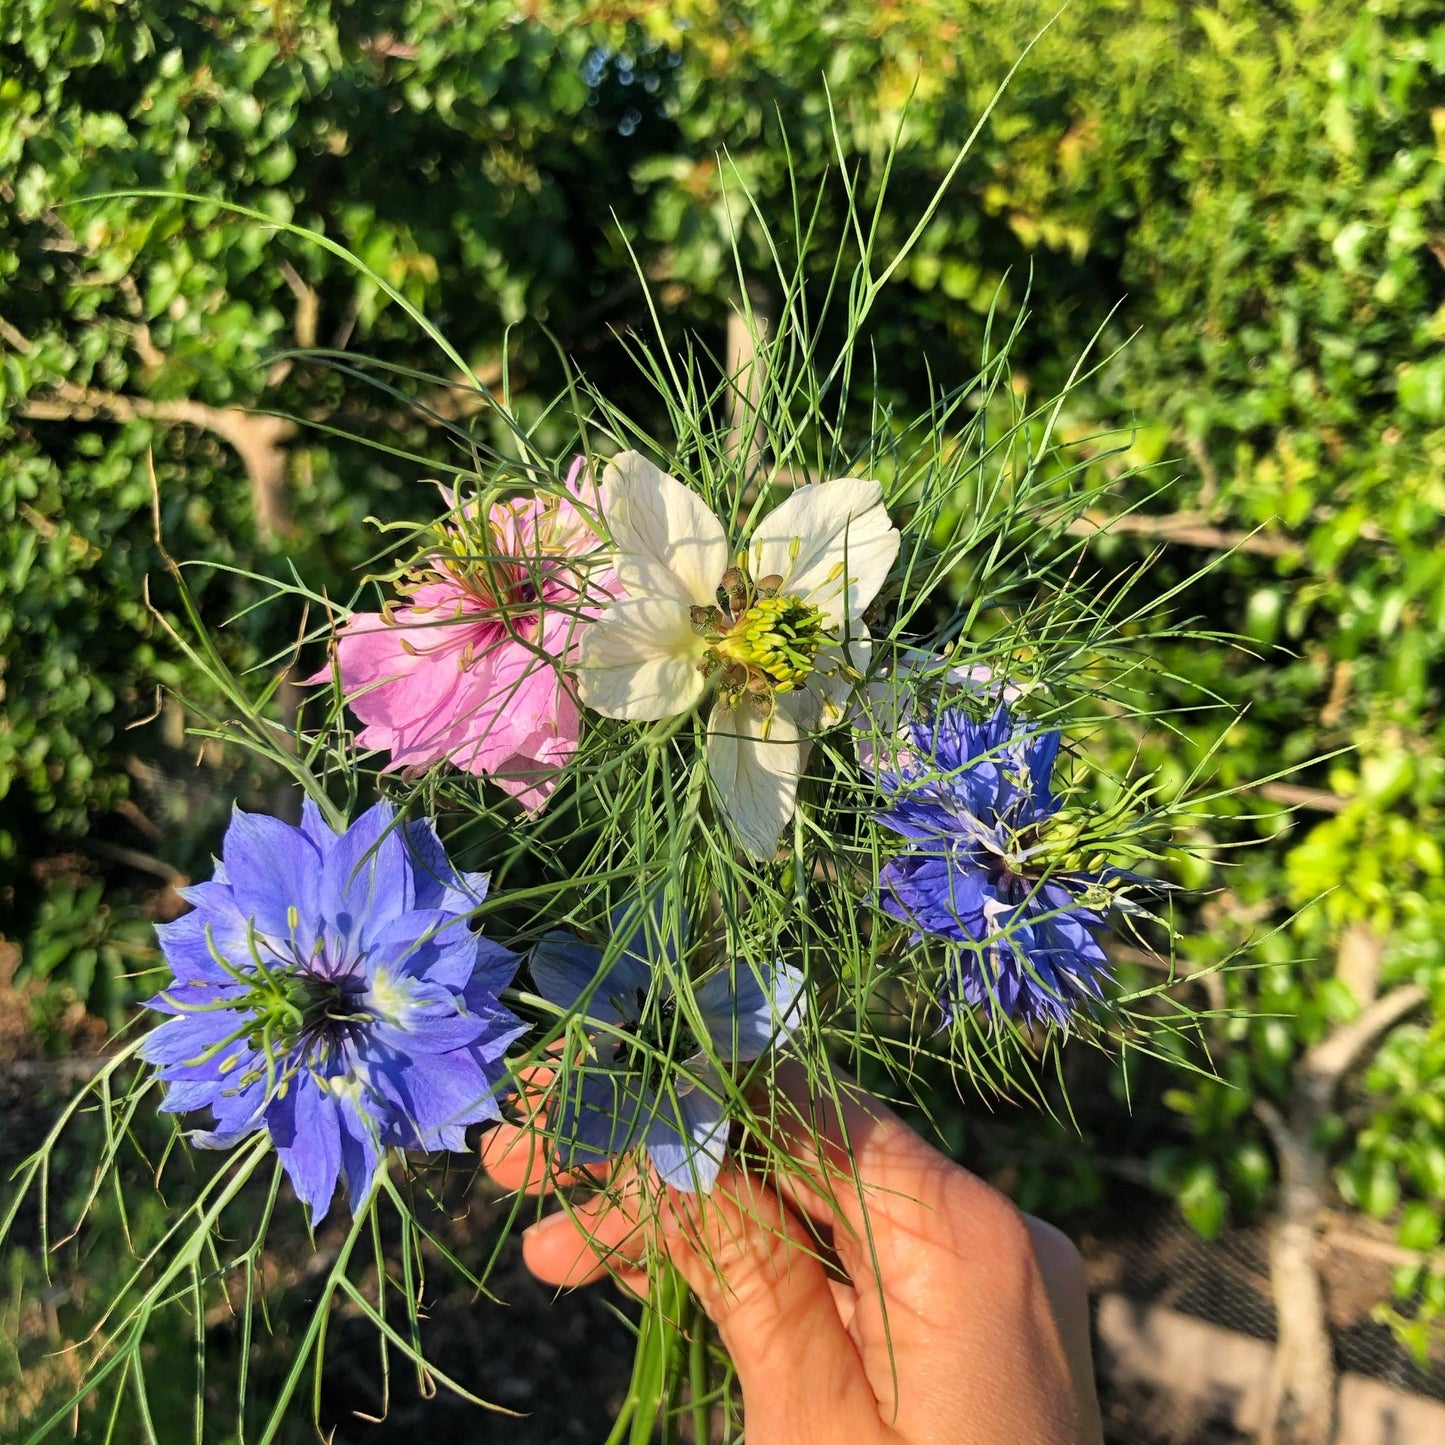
[755,1064,968,1291]
[756,1063,941,1230]
[661,1170,882,1445]
[1025,1216,1103,1445]
[758,1064,1038,1302]
[754,1065,1084,1439]
[478,1061,557,1192]
[827,1277,858,1337]
[613,1265,649,1298]
[521,1173,650,1287]
[481,1059,618,1195]
[504,1062,558,1118]
[481,1118,615,1195]
[480,1121,555,1195]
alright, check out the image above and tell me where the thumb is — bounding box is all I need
[660,1170,885,1445]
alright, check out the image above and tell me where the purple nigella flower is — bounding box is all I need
[140,800,523,1221]
[529,910,804,1192]
[874,705,1115,1027]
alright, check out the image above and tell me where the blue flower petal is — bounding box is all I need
[609,896,683,971]
[336,1092,384,1205]
[271,1077,343,1223]
[874,705,1118,1025]
[367,908,477,989]
[1024,730,1062,812]
[139,1010,245,1070]
[402,817,490,915]
[696,962,805,1060]
[222,807,325,942]
[647,1082,727,1192]
[462,936,524,1002]
[140,802,521,1219]
[552,1068,648,1169]
[320,802,414,954]
[185,1063,270,1146]
[466,1001,528,1062]
[298,798,340,857]
[367,979,492,1054]
[530,933,644,1025]
[533,912,803,1190]
[155,883,257,982]
[159,1074,239,1114]
[374,1047,507,1150]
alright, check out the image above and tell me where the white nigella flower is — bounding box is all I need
[576,451,899,856]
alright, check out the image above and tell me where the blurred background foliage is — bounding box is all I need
[2,0,1443,1431]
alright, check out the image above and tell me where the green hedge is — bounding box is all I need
[2,0,1443,1356]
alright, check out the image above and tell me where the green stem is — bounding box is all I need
[688,1290,712,1445]
[644,710,693,750]
[604,1255,691,1445]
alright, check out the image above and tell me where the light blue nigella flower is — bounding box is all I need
[873,705,1117,1027]
[139,800,524,1222]
[530,911,804,1192]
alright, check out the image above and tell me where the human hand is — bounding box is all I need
[482,1064,1103,1445]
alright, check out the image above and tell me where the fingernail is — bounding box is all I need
[523,1211,564,1241]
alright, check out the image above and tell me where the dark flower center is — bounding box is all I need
[611,987,702,1073]
[238,963,369,1067]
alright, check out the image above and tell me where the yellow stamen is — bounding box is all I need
[714,594,826,693]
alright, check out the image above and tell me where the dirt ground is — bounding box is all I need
[3,995,1440,1444]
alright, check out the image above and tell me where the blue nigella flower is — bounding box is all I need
[529,908,804,1191]
[873,705,1117,1027]
[140,800,524,1221]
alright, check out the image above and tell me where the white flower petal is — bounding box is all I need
[706,698,805,859]
[602,451,728,607]
[809,627,871,727]
[749,477,899,627]
[577,597,708,720]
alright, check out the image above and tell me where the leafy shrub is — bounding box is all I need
[2,0,1443,1362]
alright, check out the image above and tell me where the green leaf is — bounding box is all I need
[1398,356,1445,422]
[1362,1158,1402,1220]
[1178,1162,1227,1239]
[1397,1202,1443,1252]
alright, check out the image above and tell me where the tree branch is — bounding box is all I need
[1257,782,1348,814]
[14,378,296,540]
[1064,508,1303,558]
[1183,432,1219,508]
[1300,983,1426,1091]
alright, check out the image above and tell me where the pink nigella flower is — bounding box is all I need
[315,460,615,810]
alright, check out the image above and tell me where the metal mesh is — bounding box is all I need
[1088,1183,1445,1404]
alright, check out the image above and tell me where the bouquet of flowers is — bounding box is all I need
[3,147,1222,1444]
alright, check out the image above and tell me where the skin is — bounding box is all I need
[481,1064,1104,1445]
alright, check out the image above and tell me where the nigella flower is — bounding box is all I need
[874,705,1118,1027]
[852,648,1030,775]
[139,801,524,1221]
[529,909,805,1191]
[576,452,899,857]
[313,459,618,812]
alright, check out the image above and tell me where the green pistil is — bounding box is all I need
[394,508,538,615]
[714,594,827,695]
[612,989,701,1073]
[1007,793,1155,880]
[1021,809,1094,875]
[238,968,358,1058]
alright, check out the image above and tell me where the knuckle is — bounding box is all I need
[936,1171,1042,1289]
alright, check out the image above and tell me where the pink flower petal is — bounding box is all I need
[316,460,612,810]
